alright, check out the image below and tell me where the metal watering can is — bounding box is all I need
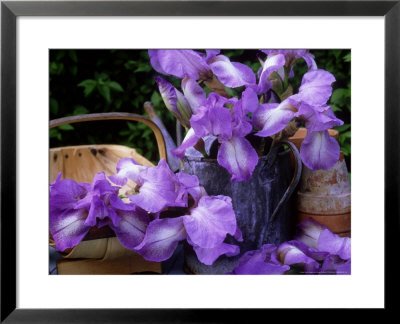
[181,140,302,274]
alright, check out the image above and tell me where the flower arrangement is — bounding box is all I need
[150,49,344,182]
[50,157,351,274]
[50,49,351,274]
[50,158,242,266]
[231,218,351,275]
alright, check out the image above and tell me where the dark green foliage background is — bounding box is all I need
[50,49,350,168]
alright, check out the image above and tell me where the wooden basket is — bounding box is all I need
[50,112,167,274]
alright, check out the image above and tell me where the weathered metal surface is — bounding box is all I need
[182,146,301,274]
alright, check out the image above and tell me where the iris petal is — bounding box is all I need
[210,55,256,88]
[217,136,259,183]
[232,244,290,275]
[183,196,237,249]
[110,207,150,250]
[181,77,206,114]
[135,217,187,262]
[149,50,210,80]
[108,157,147,186]
[130,159,178,213]
[192,242,240,266]
[50,208,90,252]
[300,130,340,170]
[253,99,297,137]
[298,69,336,106]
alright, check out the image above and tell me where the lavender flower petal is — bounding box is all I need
[110,207,150,250]
[192,242,240,266]
[277,241,320,273]
[155,76,192,128]
[300,130,340,170]
[108,157,148,186]
[49,178,88,213]
[232,244,290,275]
[318,229,351,260]
[190,100,233,141]
[130,159,178,213]
[320,254,351,274]
[241,87,259,114]
[50,208,90,252]
[210,55,256,88]
[135,217,187,262]
[149,50,210,80]
[171,128,200,159]
[217,136,259,183]
[176,172,206,206]
[294,217,329,249]
[297,103,344,132]
[253,99,297,137]
[258,53,285,94]
[298,69,336,106]
[182,77,206,114]
[182,195,237,249]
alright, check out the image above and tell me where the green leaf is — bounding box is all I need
[68,50,78,63]
[331,104,342,113]
[150,91,162,107]
[334,124,351,133]
[135,63,152,73]
[108,81,124,92]
[78,79,97,97]
[343,52,351,62]
[70,65,78,76]
[50,98,59,115]
[50,128,62,140]
[58,124,74,131]
[73,105,89,115]
[98,84,111,103]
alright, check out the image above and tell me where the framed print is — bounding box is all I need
[1,0,399,322]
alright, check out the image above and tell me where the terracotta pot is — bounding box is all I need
[288,128,351,237]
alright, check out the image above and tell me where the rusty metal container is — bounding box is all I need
[181,141,302,274]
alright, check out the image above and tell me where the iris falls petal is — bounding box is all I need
[217,136,258,182]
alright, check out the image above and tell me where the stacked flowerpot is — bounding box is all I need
[289,128,351,237]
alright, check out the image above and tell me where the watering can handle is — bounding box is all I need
[269,140,302,223]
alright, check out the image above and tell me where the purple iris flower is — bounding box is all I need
[133,195,240,264]
[134,216,188,262]
[181,77,207,114]
[231,244,290,275]
[50,158,242,266]
[175,171,207,206]
[149,49,211,80]
[155,76,193,128]
[230,218,350,274]
[294,218,351,261]
[50,175,91,252]
[108,157,148,186]
[128,159,181,213]
[254,69,343,170]
[172,92,259,182]
[261,49,317,71]
[148,49,256,89]
[50,172,121,252]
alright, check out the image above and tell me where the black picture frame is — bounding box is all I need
[1,0,398,322]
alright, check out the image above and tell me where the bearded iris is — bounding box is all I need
[150,49,344,181]
[230,218,351,275]
[50,158,241,265]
